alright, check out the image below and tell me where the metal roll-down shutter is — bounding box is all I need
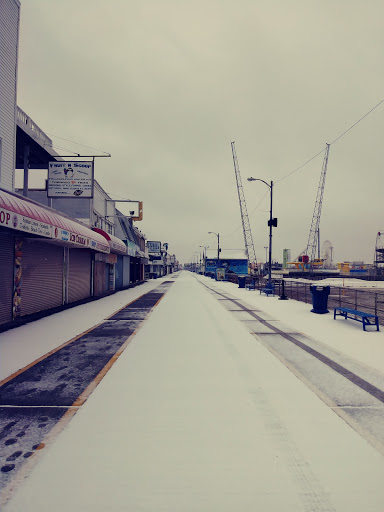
[20,239,64,317]
[67,248,91,303]
[0,231,14,325]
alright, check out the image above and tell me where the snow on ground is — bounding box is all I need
[284,276,384,289]
[2,271,384,511]
[197,275,384,376]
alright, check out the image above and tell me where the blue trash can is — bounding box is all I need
[238,276,246,289]
[310,285,330,314]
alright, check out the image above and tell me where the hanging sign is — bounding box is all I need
[48,161,94,198]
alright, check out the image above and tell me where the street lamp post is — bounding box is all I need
[199,245,209,275]
[247,178,277,284]
[208,232,220,279]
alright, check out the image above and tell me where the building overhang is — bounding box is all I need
[0,188,110,253]
[15,107,63,170]
[93,228,127,255]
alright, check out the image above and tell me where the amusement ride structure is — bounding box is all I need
[231,142,258,274]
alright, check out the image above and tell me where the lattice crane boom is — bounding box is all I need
[231,141,258,271]
[306,143,330,263]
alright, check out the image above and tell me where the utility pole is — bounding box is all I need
[248,178,276,284]
[208,232,220,279]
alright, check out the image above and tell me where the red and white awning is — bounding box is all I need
[93,228,127,255]
[0,189,110,253]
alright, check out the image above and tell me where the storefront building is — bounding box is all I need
[92,228,127,295]
[0,188,110,327]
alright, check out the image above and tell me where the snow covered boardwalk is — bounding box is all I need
[1,271,384,511]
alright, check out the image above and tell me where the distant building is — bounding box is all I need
[205,249,248,277]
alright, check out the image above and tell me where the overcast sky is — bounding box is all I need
[17,0,384,264]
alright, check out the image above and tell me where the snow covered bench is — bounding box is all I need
[333,307,379,331]
[260,282,275,296]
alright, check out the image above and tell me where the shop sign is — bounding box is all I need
[0,207,52,237]
[91,240,109,253]
[205,259,217,270]
[126,240,136,257]
[282,248,291,269]
[59,229,70,242]
[48,161,94,198]
[147,241,161,254]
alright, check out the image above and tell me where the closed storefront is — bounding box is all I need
[0,230,14,325]
[67,248,92,303]
[122,256,130,287]
[0,188,110,326]
[94,259,107,296]
[19,239,64,317]
[92,229,126,294]
[130,257,140,283]
[115,255,130,290]
[115,255,123,290]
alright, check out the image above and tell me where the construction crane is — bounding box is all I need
[231,141,258,274]
[305,143,331,266]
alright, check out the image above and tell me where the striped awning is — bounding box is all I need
[92,228,127,255]
[0,188,110,253]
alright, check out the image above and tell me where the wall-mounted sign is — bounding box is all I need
[48,161,94,198]
[147,241,161,254]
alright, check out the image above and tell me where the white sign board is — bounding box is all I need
[147,241,161,254]
[48,161,94,198]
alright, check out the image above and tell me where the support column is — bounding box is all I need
[23,144,30,197]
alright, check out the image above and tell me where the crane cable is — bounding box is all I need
[276,98,384,184]
[221,98,384,238]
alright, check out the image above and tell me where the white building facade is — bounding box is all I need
[0,0,20,191]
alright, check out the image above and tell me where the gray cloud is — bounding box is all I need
[17,0,384,264]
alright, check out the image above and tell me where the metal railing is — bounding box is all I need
[232,276,384,326]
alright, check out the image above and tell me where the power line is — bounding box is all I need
[276,98,384,184]
[329,98,384,145]
[222,99,384,238]
[44,132,110,155]
[276,148,326,184]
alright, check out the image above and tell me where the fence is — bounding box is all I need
[236,276,384,326]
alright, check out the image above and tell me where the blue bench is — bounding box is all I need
[246,281,256,290]
[260,282,275,296]
[334,307,379,331]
